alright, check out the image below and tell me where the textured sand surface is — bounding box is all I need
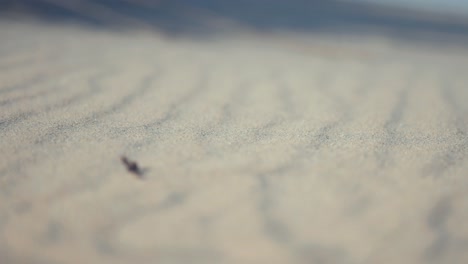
[1,20,468,264]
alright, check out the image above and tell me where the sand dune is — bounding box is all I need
[1,17,468,264]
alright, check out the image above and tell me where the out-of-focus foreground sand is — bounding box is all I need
[1,17,468,264]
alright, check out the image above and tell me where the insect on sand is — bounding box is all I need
[121,156,144,178]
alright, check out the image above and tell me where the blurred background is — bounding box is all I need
[2,0,468,41]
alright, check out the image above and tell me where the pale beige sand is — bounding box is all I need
[1,21,468,264]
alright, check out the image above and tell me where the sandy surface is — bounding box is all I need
[1,20,468,264]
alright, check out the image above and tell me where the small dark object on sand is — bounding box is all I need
[121,156,143,177]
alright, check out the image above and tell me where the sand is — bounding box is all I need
[1,20,468,264]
